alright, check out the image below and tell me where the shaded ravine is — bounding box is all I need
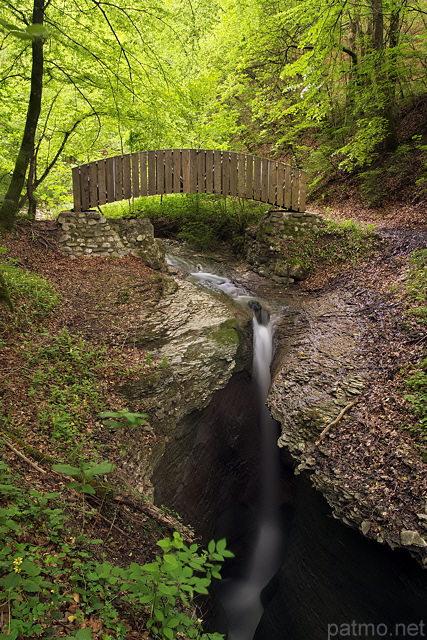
[152,252,427,640]
[219,304,284,640]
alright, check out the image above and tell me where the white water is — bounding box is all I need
[220,312,282,640]
[166,252,283,639]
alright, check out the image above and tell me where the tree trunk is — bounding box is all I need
[0,0,45,231]
[370,0,398,152]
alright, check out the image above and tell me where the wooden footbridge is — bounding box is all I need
[72,149,307,213]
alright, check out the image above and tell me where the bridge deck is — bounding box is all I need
[72,149,306,212]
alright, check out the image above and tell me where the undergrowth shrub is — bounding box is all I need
[0,252,60,332]
[23,329,106,450]
[0,459,228,640]
[101,193,269,253]
[404,249,427,446]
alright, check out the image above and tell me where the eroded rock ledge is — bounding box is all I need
[267,287,427,567]
[118,274,253,490]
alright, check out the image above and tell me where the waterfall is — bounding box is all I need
[165,252,284,639]
[220,305,283,640]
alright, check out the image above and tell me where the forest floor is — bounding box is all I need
[0,198,426,637]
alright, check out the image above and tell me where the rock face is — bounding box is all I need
[255,474,427,640]
[119,276,253,490]
[57,211,167,270]
[245,210,325,283]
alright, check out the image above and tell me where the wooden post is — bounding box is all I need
[140,152,147,196]
[98,159,107,205]
[213,150,222,194]
[105,157,115,204]
[245,155,253,200]
[165,149,173,194]
[148,151,156,196]
[205,150,214,194]
[253,156,261,201]
[123,154,131,200]
[80,164,90,211]
[261,158,269,203]
[229,152,238,196]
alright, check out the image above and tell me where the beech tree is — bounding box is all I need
[0,0,221,230]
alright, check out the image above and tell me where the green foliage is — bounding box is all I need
[22,329,106,448]
[102,193,269,253]
[52,460,115,495]
[333,118,391,172]
[405,360,427,438]
[277,217,378,274]
[99,410,150,431]
[403,250,427,446]
[0,255,60,330]
[0,460,227,640]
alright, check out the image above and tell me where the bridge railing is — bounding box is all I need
[72,149,307,213]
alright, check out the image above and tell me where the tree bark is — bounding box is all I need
[0,0,45,231]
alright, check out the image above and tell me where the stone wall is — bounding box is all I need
[57,211,166,270]
[245,209,325,284]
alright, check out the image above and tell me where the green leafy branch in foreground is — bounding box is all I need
[0,460,229,640]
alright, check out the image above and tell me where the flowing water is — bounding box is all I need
[166,252,285,639]
[219,307,284,640]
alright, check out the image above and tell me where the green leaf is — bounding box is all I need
[26,24,50,38]
[1,572,21,590]
[83,462,115,479]
[73,629,93,640]
[215,538,227,554]
[10,29,33,40]
[22,579,42,592]
[0,18,18,31]
[52,463,81,477]
[81,484,96,495]
[208,539,216,553]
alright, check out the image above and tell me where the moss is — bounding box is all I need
[210,319,240,347]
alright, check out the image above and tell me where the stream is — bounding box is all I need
[163,252,427,640]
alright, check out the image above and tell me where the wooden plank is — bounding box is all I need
[156,150,165,194]
[236,153,246,198]
[97,159,107,205]
[105,157,115,203]
[131,153,140,198]
[197,150,206,193]
[222,152,230,196]
[181,149,191,193]
[123,154,131,200]
[115,156,123,201]
[80,164,90,211]
[88,161,98,208]
[253,156,261,201]
[205,150,214,194]
[189,149,197,193]
[261,158,269,203]
[173,149,182,193]
[164,149,173,194]
[245,155,253,199]
[72,166,82,211]
[213,150,222,194]
[269,160,277,205]
[276,163,285,208]
[229,152,238,196]
[291,167,300,211]
[284,165,292,209]
[298,170,307,212]
[147,150,156,196]
[140,152,147,196]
